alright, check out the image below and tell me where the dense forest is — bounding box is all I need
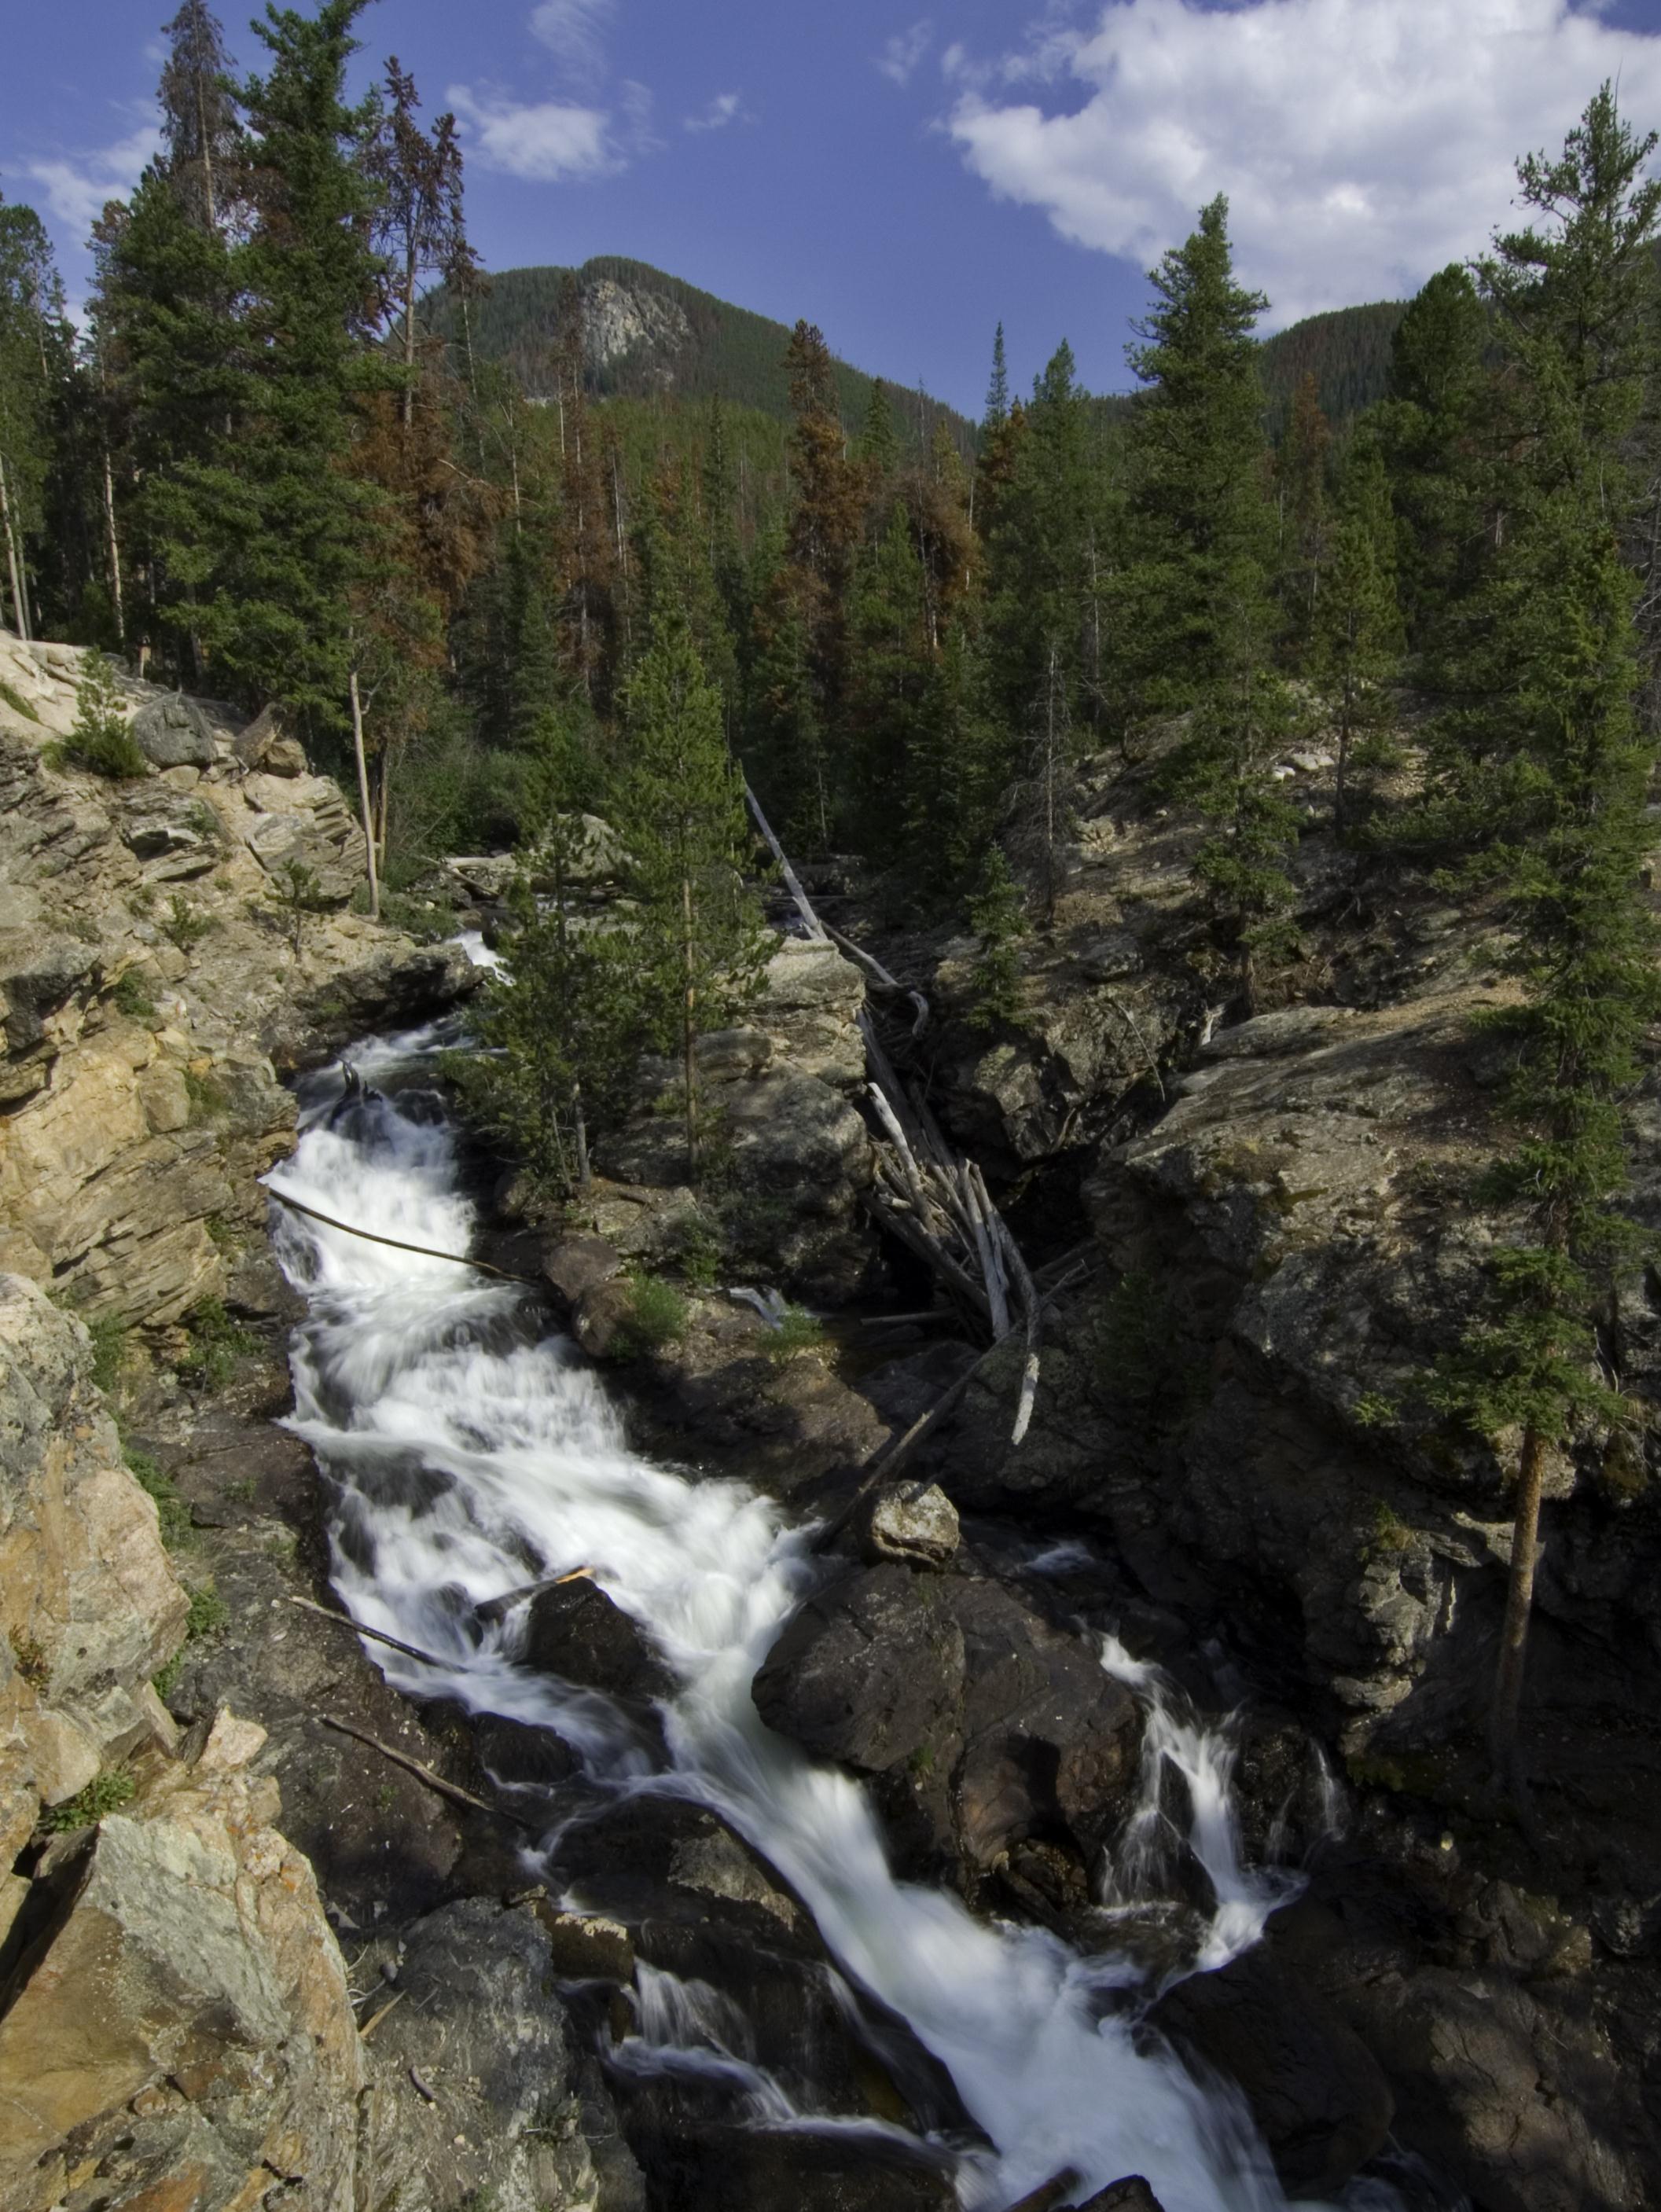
[6,8,1661,1776]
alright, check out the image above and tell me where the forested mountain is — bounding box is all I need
[428,255,976,454]
[1259,298,1407,432]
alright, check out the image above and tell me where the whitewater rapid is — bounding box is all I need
[267,1042,1336,2212]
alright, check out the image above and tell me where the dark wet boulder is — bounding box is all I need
[1149,1944,1393,2197]
[638,2121,957,2212]
[1079,2183,1166,2212]
[752,1563,965,1773]
[858,1480,961,1567]
[752,1565,1141,1890]
[521,1574,674,1703]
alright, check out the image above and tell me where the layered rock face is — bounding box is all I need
[0,1277,188,1890]
[0,630,475,1331]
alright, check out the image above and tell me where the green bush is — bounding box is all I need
[184,1067,230,1123]
[612,1273,689,1358]
[178,1297,258,1389]
[58,649,148,780]
[110,968,157,1019]
[43,1767,135,1832]
[125,1446,193,1548]
[84,1310,129,1392]
[766,1305,826,1361]
[162,895,215,952]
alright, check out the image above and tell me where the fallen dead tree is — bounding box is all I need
[746,781,1045,1450]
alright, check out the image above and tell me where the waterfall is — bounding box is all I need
[268,1046,1339,2212]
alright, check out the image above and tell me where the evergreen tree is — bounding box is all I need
[966,844,1027,1028]
[0,197,66,639]
[984,340,1094,735]
[1376,264,1492,658]
[613,594,768,1175]
[908,619,1004,900]
[158,1,242,232]
[844,499,931,853]
[1119,195,1275,724]
[1276,370,1331,664]
[1310,438,1403,829]
[857,377,900,483]
[366,58,469,429]
[1424,86,1661,1780]
[985,322,1009,430]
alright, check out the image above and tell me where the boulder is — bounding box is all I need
[754,937,868,1087]
[0,1710,361,2212]
[359,1894,644,2212]
[119,784,222,877]
[754,1565,1141,1883]
[1150,1946,1394,2196]
[859,1482,960,1568]
[233,702,307,775]
[754,1563,965,1773]
[542,1232,627,1307]
[521,1574,674,1704]
[1079,2184,1165,2212]
[130,693,216,769]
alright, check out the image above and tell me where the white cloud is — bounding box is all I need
[879,21,933,86]
[685,91,742,133]
[447,86,616,182]
[945,0,1661,328]
[529,0,616,94]
[22,123,160,241]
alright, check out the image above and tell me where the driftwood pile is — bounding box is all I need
[745,786,1047,1462]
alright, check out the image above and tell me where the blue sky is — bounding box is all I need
[6,0,1661,416]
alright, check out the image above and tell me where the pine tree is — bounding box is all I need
[966,844,1027,1028]
[1119,195,1275,723]
[366,59,469,429]
[1276,370,1331,664]
[844,499,931,854]
[158,1,242,232]
[1424,86,1661,1780]
[1310,438,1403,829]
[1376,264,1492,659]
[985,323,1009,430]
[857,378,900,484]
[613,595,769,1176]
[0,197,66,639]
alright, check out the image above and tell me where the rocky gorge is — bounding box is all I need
[1,628,1659,2212]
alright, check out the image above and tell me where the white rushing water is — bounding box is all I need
[268,1049,1340,2212]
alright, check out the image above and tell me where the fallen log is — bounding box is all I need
[318,1714,534,1830]
[288,1592,460,1674]
[265,1184,541,1286]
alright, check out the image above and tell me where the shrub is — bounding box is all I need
[162,895,215,952]
[766,1305,826,1361]
[110,968,157,1019]
[84,1310,129,1392]
[966,847,1028,1031]
[59,650,148,780]
[184,1067,230,1123]
[0,675,40,723]
[178,1296,258,1389]
[612,1273,689,1357]
[125,1446,193,1549]
[43,1767,136,1832]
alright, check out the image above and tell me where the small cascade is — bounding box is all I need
[269,1044,1354,2212]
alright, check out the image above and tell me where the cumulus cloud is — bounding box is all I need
[685,91,742,133]
[945,0,1661,327]
[879,21,934,87]
[446,86,616,182]
[22,123,160,240]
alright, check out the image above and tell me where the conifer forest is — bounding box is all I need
[9,7,1661,2204]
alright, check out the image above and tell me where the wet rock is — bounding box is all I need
[859,1481,960,1568]
[1150,1944,1394,2195]
[473,1712,580,1799]
[753,1563,965,1773]
[645,2124,956,2212]
[1079,2183,1166,2212]
[521,1574,673,1704]
[754,1566,1141,1886]
[542,1231,627,1308]
[360,1894,645,2212]
[130,693,216,769]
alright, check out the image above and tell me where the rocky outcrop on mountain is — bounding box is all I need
[0,1277,187,1878]
[0,630,476,1334]
[0,1709,360,2212]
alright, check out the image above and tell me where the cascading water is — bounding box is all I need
[268,1035,1346,2212]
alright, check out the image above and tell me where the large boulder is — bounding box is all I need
[753,1564,1141,1887]
[521,1574,674,1705]
[1150,1945,1394,2196]
[130,693,216,769]
[0,1710,361,2212]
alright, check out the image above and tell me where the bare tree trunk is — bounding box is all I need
[573,1082,591,1195]
[0,449,28,641]
[1490,1423,1545,1782]
[349,666,381,921]
[401,251,417,432]
[101,437,125,645]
